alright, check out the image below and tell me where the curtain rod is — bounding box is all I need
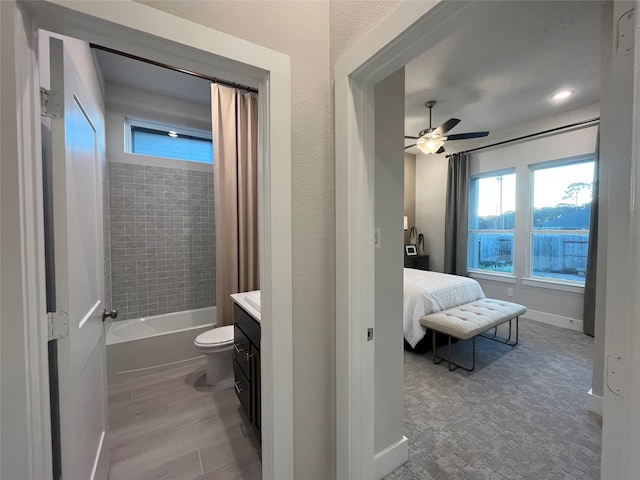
[446,117,600,158]
[90,43,259,94]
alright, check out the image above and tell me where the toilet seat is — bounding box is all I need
[194,325,234,349]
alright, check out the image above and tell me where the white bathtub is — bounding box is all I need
[106,306,215,383]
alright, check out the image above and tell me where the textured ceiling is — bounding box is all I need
[96,1,601,150]
[94,48,213,105]
[404,1,601,153]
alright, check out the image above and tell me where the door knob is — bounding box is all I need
[102,308,118,321]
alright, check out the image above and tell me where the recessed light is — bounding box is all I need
[168,131,178,138]
[552,90,572,100]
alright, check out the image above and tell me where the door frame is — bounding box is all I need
[335,1,640,478]
[4,1,293,479]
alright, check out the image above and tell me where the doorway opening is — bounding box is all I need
[15,3,293,479]
[336,1,609,478]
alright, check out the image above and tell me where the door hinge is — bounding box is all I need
[48,312,69,341]
[606,353,626,397]
[616,9,635,56]
[40,87,62,118]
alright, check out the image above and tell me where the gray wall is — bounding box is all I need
[414,105,600,326]
[414,152,447,271]
[138,3,401,477]
[108,162,215,320]
[469,122,597,325]
[403,153,416,245]
[374,68,406,461]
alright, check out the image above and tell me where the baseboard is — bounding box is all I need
[587,388,603,416]
[374,436,408,479]
[521,309,583,332]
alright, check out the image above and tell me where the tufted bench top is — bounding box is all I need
[420,298,527,341]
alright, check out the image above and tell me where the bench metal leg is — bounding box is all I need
[431,316,520,372]
[479,316,519,346]
[432,331,476,372]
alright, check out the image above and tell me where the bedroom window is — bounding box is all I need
[127,118,213,164]
[468,171,516,273]
[530,157,594,283]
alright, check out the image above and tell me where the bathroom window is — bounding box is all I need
[127,118,213,164]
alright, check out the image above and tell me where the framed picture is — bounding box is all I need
[405,244,418,256]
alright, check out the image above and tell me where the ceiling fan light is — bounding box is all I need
[417,137,444,154]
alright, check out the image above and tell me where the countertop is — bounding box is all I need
[231,290,261,323]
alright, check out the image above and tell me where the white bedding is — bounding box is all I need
[404,268,486,348]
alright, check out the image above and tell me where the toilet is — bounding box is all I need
[193,325,235,389]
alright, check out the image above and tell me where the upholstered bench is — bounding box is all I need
[420,299,527,371]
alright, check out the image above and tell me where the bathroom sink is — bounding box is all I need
[245,291,261,312]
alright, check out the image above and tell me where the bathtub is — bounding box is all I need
[106,306,215,383]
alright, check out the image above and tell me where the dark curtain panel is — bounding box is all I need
[444,152,470,275]
[583,129,600,336]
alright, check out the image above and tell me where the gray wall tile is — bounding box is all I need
[108,162,216,320]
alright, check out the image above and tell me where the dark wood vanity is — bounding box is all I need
[233,303,261,440]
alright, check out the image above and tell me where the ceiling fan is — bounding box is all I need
[405,100,489,154]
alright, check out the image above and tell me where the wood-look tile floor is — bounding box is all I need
[107,359,261,480]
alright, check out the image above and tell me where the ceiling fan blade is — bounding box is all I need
[434,118,460,136]
[446,131,489,140]
[404,144,416,149]
[436,146,445,154]
[404,135,419,140]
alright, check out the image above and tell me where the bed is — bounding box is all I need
[404,268,486,349]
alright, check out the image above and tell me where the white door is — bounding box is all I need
[48,36,109,480]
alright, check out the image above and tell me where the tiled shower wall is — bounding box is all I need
[109,162,216,320]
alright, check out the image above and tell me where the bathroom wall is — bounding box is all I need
[134,2,402,477]
[108,163,215,320]
[105,82,215,321]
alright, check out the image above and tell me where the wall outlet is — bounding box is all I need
[507,288,514,297]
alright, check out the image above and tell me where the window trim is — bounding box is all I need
[527,155,595,285]
[468,168,516,274]
[125,117,213,163]
[522,277,585,294]
[468,270,517,284]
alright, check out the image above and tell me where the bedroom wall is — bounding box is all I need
[403,153,416,244]
[374,68,405,466]
[470,123,598,328]
[415,104,600,328]
[415,152,448,271]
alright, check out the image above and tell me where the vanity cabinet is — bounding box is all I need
[233,303,261,440]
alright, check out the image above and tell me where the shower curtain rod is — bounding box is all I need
[446,117,600,158]
[90,43,259,94]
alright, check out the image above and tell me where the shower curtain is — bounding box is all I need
[212,84,259,326]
